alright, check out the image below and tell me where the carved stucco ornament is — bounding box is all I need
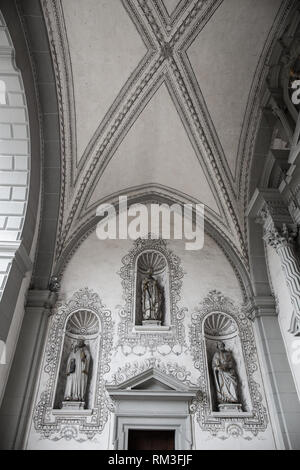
[107,358,198,388]
[33,288,114,441]
[261,210,300,336]
[189,290,269,438]
[263,222,299,251]
[117,237,187,356]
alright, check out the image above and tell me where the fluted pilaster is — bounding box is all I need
[262,215,300,336]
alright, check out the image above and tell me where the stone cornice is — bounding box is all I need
[26,289,58,310]
[247,188,299,250]
[247,188,292,223]
[244,295,277,320]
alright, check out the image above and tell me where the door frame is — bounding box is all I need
[106,367,198,450]
[116,415,191,450]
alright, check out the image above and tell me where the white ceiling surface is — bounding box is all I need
[88,82,220,214]
[60,0,282,217]
[162,0,181,16]
[61,0,147,162]
[188,0,282,176]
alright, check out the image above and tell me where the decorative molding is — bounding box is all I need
[106,364,196,450]
[243,1,297,244]
[251,192,300,335]
[117,237,186,356]
[33,288,114,441]
[152,0,192,35]
[242,295,277,321]
[40,0,69,249]
[42,0,249,268]
[52,186,251,307]
[190,290,269,437]
[263,222,299,251]
[26,289,58,311]
[107,358,198,388]
[264,225,300,335]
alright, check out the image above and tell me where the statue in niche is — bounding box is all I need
[141,268,163,325]
[64,339,90,405]
[212,342,241,410]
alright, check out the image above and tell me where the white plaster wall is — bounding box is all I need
[26,230,276,449]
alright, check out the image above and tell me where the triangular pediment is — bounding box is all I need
[106,367,197,394]
[131,376,175,391]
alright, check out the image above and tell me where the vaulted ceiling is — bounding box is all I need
[41,0,289,267]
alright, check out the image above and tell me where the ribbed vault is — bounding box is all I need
[39,0,293,275]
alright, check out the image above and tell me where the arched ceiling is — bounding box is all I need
[187,0,282,175]
[41,0,290,268]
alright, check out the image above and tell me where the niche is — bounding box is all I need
[54,310,100,410]
[134,250,170,327]
[203,312,251,414]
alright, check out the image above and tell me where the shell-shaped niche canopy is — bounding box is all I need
[137,250,167,275]
[204,313,237,338]
[66,310,99,337]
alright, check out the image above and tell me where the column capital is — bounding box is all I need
[247,189,298,247]
[263,223,299,251]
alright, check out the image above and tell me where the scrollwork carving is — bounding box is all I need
[33,288,114,441]
[107,358,198,388]
[264,223,298,251]
[189,290,268,437]
[117,237,186,355]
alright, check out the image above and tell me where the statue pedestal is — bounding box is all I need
[142,320,161,327]
[218,403,243,413]
[61,401,85,410]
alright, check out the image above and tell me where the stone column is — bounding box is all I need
[247,189,300,448]
[249,189,300,336]
[0,286,58,449]
[260,208,300,336]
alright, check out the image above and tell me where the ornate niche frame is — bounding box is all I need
[33,288,114,441]
[189,291,268,437]
[117,237,186,356]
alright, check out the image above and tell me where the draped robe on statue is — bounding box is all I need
[64,342,90,402]
[141,272,162,321]
[212,344,239,404]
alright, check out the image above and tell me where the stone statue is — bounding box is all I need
[141,269,163,323]
[64,340,90,403]
[212,342,239,405]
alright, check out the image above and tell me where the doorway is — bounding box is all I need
[128,429,175,450]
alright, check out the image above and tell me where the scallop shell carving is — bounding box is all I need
[137,250,166,274]
[204,313,237,337]
[66,310,99,336]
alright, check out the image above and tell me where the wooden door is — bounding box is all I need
[128,429,175,450]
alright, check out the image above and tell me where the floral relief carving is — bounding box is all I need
[117,237,187,356]
[33,288,114,441]
[107,358,198,388]
[189,290,268,437]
